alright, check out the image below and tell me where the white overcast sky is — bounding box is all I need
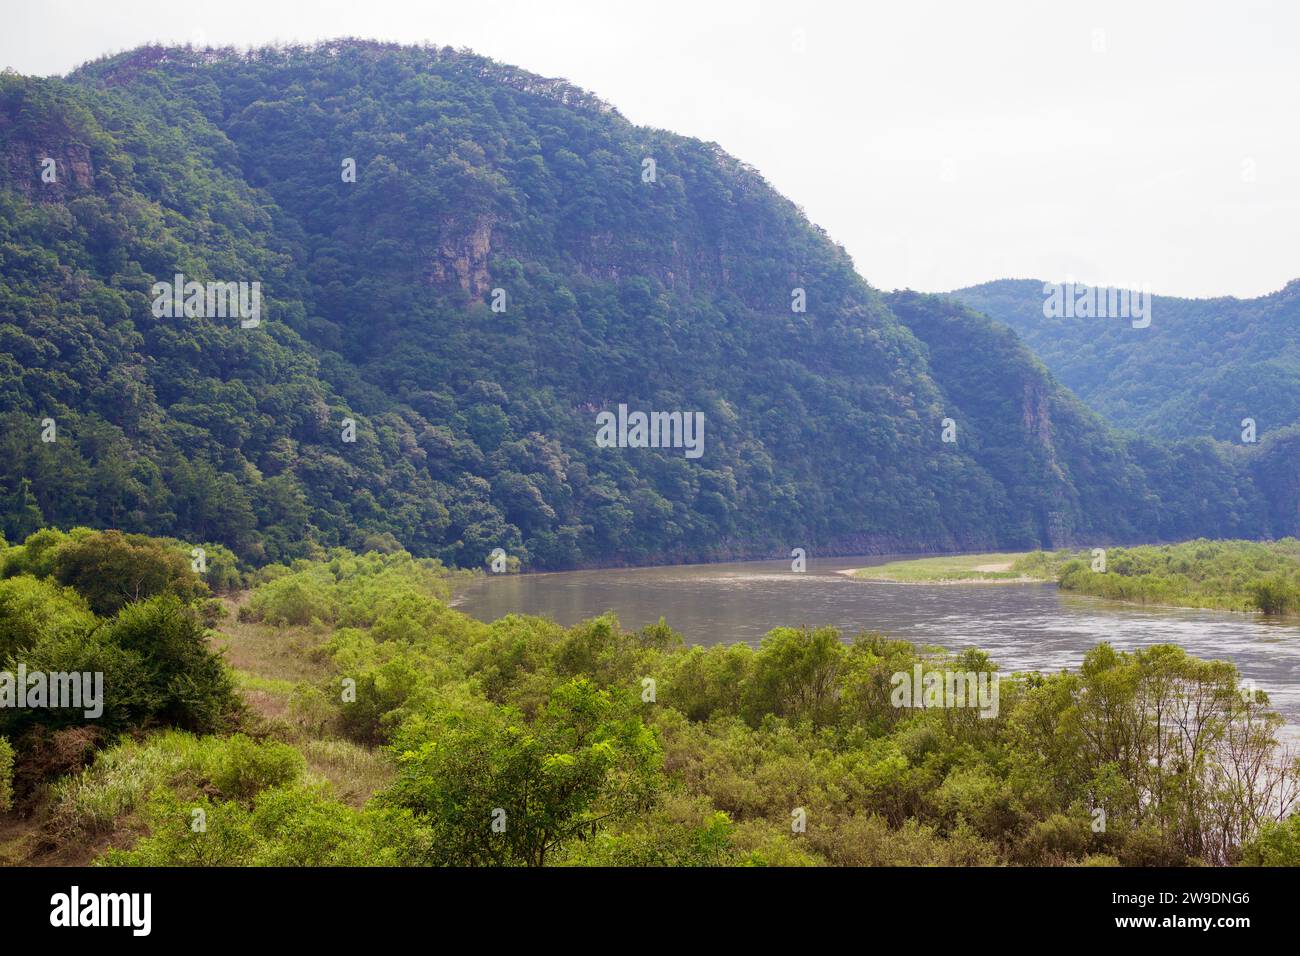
[4,0,1299,298]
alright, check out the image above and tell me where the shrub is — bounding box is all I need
[287,683,335,736]
[1018,812,1094,864]
[48,731,304,842]
[97,595,241,732]
[1,595,239,738]
[555,802,738,866]
[0,627,148,735]
[10,725,102,806]
[743,626,845,727]
[382,680,663,866]
[188,542,245,594]
[1251,577,1296,615]
[337,658,428,744]
[46,730,219,838]
[101,791,257,867]
[100,785,427,867]
[0,528,79,580]
[934,765,1015,837]
[211,734,304,802]
[244,571,337,626]
[1117,825,1194,867]
[0,575,96,661]
[1239,816,1300,866]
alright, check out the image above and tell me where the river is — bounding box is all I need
[453,553,1300,736]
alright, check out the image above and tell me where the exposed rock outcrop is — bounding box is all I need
[427,215,495,297]
[0,105,94,201]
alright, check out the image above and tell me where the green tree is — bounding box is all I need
[382,679,662,865]
[52,530,208,616]
[744,626,846,727]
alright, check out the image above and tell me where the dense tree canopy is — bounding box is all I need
[0,43,1293,572]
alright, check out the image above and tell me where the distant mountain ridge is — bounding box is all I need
[949,277,1300,442]
[0,41,1294,568]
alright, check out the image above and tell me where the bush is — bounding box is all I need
[102,791,257,866]
[1056,540,1300,614]
[1239,816,1300,866]
[288,683,335,735]
[46,731,299,841]
[0,528,79,580]
[1251,577,1296,615]
[97,595,241,732]
[1117,825,1194,867]
[10,725,102,806]
[934,765,1015,837]
[0,626,148,735]
[46,730,218,839]
[244,572,337,626]
[211,734,304,803]
[555,801,738,866]
[0,575,96,661]
[188,541,245,594]
[1,594,239,738]
[1018,813,1094,864]
[337,658,429,745]
[240,550,457,628]
[100,785,427,867]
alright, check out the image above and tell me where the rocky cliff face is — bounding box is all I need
[0,79,96,202]
[0,129,94,201]
[1021,378,1064,479]
[427,215,495,296]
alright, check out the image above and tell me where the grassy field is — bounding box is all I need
[850,552,1056,584]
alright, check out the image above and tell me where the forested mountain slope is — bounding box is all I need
[0,42,1293,568]
[950,277,1300,442]
[887,293,1293,545]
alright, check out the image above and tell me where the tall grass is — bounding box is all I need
[46,730,303,840]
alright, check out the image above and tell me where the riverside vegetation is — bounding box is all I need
[1018,540,1300,615]
[1,527,1298,867]
[1052,540,1300,615]
[854,541,1300,617]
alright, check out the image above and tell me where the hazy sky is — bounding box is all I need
[5,0,1299,298]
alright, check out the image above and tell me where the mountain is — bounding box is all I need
[949,277,1300,442]
[0,41,1293,568]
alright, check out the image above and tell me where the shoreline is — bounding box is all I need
[835,568,1048,585]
